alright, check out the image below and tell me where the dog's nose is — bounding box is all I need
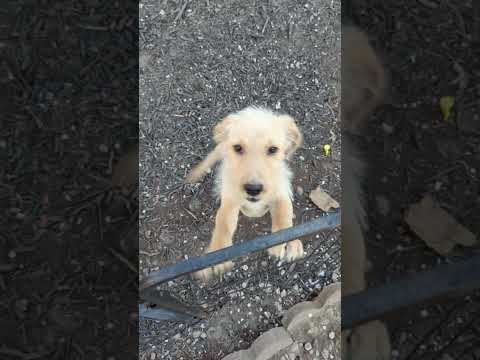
[244,183,263,196]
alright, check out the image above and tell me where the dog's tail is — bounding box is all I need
[185,146,223,183]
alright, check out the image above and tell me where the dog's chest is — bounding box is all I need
[240,201,269,218]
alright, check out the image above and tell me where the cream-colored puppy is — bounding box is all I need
[342,25,392,360]
[186,107,304,281]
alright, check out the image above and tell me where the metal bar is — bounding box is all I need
[139,303,195,322]
[342,254,480,330]
[140,212,341,292]
[141,288,208,319]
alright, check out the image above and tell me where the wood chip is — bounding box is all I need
[309,186,339,212]
[405,194,477,255]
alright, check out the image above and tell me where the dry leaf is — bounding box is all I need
[405,194,477,255]
[310,186,339,212]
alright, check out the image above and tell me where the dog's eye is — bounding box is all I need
[267,146,278,155]
[233,144,243,154]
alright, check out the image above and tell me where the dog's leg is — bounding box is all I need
[194,199,239,281]
[268,198,304,261]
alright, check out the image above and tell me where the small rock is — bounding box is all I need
[192,330,202,338]
[331,269,340,282]
[329,331,335,339]
[189,198,201,212]
[304,342,312,351]
[296,186,304,196]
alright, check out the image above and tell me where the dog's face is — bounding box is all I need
[215,107,302,203]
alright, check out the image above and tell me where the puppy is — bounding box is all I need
[186,107,304,281]
[341,25,392,360]
[341,23,387,295]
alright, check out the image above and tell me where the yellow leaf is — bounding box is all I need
[323,144,331,156]
[439,96,455,121]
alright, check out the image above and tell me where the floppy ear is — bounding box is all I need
[342,25,386,135]
[213,115,235,144]
[282,115,303,159]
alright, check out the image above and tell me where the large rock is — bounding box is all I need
[342,320,391,360]
[221,283,342,360]
[222,327,294,360]
[282,282,340,329]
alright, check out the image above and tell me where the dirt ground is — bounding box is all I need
[353,1,480,359]
[139,0,341,359]
[1,1,138,359]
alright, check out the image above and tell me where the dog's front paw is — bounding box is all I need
[285,239,304,261]
[267,244,287,259]
[194,261,234,282]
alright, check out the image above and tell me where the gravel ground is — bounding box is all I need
[1,2,138,358]
[352,1,480,359]
[139,0,341,359]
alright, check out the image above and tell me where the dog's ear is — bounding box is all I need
[342,25,386,135]
[213,115,235,144]
[282,115,303,159]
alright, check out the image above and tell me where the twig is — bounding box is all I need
[0,347,51,360]
[174,1,189,23]
[139,250,163,257]
[184,207,198,220]
[108,247,138,274]
[261,17,269,34]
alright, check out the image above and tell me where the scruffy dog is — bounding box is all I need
[186,107,304,281]
[342,24,392,360]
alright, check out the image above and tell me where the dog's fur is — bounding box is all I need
[342,25,392,360]
[186,107,304,280]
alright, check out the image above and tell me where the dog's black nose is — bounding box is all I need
[244,183,263,196]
